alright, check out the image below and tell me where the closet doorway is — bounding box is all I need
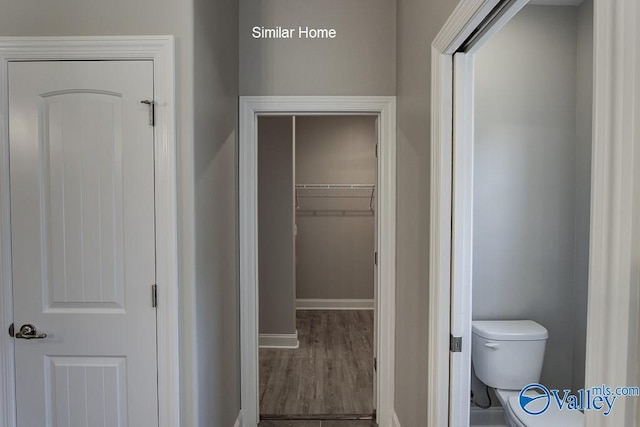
[239,97,396,427]
[258,115,376,421]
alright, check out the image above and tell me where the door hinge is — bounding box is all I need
[152,284,158,308]
[375,143,378,158]
[450,334,462,353]
[141,100,155,127]
[8,323,14,338]
[374,251,378,266]
[374,357,377,371]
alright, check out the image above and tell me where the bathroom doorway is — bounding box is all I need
[466,3,593,426]
[424,0,625,425]
[257,115,377,420]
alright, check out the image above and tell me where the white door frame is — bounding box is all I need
[0,37,180,427]
[239,96,396,427]
[429,0,640,426]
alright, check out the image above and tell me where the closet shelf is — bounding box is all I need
[295,184,375,189]
[295,183,376,212]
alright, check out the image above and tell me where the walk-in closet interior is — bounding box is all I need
[257,115,377,421]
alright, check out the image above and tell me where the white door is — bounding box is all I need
[9,60,158,427]
[449,52,474,426]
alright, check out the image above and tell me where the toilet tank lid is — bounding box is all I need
[472,320,548,341]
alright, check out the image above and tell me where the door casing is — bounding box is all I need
[239,96,396,427]
[429,0,640,426]
[0,36,179,427]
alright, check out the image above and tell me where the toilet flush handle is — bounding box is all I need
[484,342,499,349]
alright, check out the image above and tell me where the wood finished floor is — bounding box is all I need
[259,310,374,418]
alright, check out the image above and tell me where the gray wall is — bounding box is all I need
[239,0,396,96]
[239,1,443,422]
[258,117,296,335]
[572,0,593,393]
[295,116,376,300]
[193,0,240,424]
[472,6,583,392]
[0,1,241,425]
[394,0,458,424]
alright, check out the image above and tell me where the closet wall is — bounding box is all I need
[295,116,377,302]
[258,115,376,336]
[258,117,296,335]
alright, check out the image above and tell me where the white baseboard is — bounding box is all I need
[392,411,401,427]
[470,406,507,426]
[258,330,299,349]
[295,298,374,310]
[233,410,242,427]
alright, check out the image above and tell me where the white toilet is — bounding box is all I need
[471,320,584,427]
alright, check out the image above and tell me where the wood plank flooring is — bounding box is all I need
[259,310,374,418]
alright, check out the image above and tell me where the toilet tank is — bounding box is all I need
[471,320,548,390]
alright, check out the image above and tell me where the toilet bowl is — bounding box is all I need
[471,320,584,427]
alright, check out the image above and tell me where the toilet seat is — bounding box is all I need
[493,389,584,427]
[506,395,584,427]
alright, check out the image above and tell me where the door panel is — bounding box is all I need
[9,61,158,427]
[46,357,127,426]
[44,91,125,311]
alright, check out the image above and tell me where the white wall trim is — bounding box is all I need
[0,36,179,427]
[258,331,299,349]
[240,96,396,427]
[433,0,501,55]
[431,0,639,426]
[391,411,402,427]
[234,410,243,427]
[296,299,374,310]
[428,45,454,427]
